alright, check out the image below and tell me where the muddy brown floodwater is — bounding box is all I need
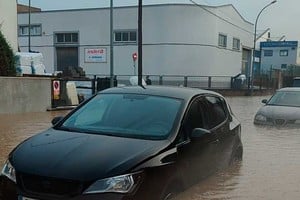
[0,111,68,165]
[1,96,300,199]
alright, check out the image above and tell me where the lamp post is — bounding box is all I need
[249,0,277,95]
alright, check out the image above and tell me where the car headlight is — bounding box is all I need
[255,114,267,122]
[1,160,16,183]
[83,172,142,194]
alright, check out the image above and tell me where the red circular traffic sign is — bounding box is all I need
[132,52,137,61]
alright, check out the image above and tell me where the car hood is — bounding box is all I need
[11,128,170,181]
[257,105,300,119]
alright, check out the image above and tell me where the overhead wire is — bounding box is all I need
[189,0,254,36]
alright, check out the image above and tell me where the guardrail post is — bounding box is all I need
[91,75,96,94]
[159,76,163,85]
[230,77,234,89]
[184,76,188,87]
[208,76,212,88]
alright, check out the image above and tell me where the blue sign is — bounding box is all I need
[260,41,298,48]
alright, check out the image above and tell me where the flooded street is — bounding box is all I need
[1,96,300,199]
[0,111,68,165]
[176,96,300,200]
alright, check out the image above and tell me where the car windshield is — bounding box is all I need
[58,93,182,140]
[267,91,300,107]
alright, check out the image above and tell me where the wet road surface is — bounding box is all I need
[0,111,68,165]
[1,96,300,199]
[176,96,300,200]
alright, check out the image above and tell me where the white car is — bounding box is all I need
[254,87,300,126]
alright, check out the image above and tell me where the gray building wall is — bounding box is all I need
[18,4,253,77]
[0,77,51,113]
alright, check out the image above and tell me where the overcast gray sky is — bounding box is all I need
[17,0,299,41]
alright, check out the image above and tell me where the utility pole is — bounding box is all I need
[110,0,114,87]
[28,0,31,52]
[138,0,143,86]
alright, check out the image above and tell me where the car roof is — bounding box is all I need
[277,87,300,92]
[99,85,222,101]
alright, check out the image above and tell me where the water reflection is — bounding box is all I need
[1,96,300,199]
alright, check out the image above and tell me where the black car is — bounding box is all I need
[254,87,300,127]
[0,86,242,200]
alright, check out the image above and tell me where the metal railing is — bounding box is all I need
[50,74,281,108]
[86,74,235,90]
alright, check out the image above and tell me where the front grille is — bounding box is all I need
[18,173,84,197]
[274,119,286,126]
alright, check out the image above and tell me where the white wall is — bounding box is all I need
[215,5,253,75]
[18,4,253,77]
[0,0,18,52]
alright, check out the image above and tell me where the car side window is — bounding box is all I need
[182,99,205,136]
[177,96,227,143]
[202,96,227,129]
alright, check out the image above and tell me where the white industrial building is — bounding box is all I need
[17,4,254,77]
[0,0,18,52]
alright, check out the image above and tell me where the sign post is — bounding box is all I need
[53,80,60,100]
[132,52,137,75]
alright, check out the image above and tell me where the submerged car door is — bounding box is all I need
[201,95,236,169]
[176,96,220,186]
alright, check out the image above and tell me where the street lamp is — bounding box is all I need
[249,0,277,95]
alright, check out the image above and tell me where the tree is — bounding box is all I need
[0,30,16,76]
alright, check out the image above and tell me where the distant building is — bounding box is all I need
[18,4,253,77]
[253,29,288,76]
[260,41,300,74]
[0,0,17,51]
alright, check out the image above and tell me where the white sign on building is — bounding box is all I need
[84,48,107,63]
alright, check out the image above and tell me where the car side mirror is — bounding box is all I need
[51,116,64,125]
[262,99,268,104]
[191,128,211,139]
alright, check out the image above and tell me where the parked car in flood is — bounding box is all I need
[0,86,242,200]
[254,87,300,127]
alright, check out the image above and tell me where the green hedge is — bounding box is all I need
[0,31,16,76]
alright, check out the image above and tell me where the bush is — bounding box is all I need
[0,30,16,76]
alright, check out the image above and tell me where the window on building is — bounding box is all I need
[233,38,240,50]
[218,34,227,47]
[280,50,288,56]
[264,50,273,57]
[55,33,79,44]
[18,24,42,36]
[114,30,137,43]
